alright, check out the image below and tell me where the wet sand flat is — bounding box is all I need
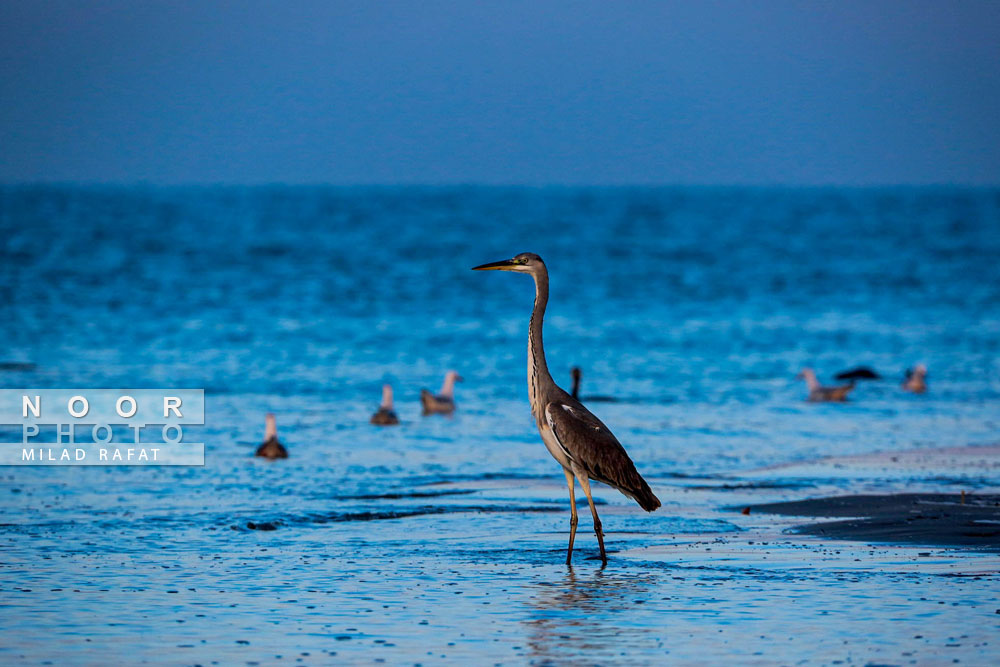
[745,493,1000,548]
[3,443,1000,664]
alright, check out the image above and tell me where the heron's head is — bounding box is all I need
[472,252,544,274]
[796,368,815,381]
[571,367,582,382]
[446,370,464,383]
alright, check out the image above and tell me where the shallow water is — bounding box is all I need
[1,185,999,664]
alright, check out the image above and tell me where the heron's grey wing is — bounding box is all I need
[544,402,660,511]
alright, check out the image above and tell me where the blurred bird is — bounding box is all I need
[834,366,881,381]
[474,253,660,565]
[421,370,463,415]
[255,413,288,459]
[570,367,618,403]
[370,384,400,425]
[798,368,855,402]
[0,361,36,371]
[902,364,928,393]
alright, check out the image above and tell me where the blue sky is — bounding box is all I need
[1,1,998,185]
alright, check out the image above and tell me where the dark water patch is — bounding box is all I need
[686,480,816,491]
[791,515,1000,549]
[925,476,999,487]
[742,493,1000,517]
[408,472,556,486]
[659,472,726,480]
[744,493,1000,549]
[327,489,479,501]
[0,362,36,371]
[0,501,557,535]
[244,521,280,531]
[230,504,564,531]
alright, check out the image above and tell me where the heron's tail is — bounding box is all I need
[601,464,661,512]
[619,475,660,512]
[634,482,661,512]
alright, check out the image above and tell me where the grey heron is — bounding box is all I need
[473,252,660,564]
[370,384,400,425]
[421,370,463,415]
[902,364,927,393]
[798,368,855,402]
[255,413,288,459]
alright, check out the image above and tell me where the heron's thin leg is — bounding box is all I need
[575,472,607,565]
[563,468,578,564]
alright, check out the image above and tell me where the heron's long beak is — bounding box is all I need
[472,258,516,271]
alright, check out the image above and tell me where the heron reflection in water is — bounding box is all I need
[474,252,660,564]
[524,567,662,661]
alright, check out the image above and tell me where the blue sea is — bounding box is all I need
[1,185,999,664]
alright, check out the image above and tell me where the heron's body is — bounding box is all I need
[474,252,659,564]
[421,371,462,415]
[255,413,288,459]
[370,384,400,425]
[799,368,855,402]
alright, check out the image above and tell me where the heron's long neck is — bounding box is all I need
[528,268,552,410]
[440,374,456,398]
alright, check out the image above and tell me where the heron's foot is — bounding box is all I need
[594,520,607,564]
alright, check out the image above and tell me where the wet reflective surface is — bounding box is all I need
[1,186,999,663]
